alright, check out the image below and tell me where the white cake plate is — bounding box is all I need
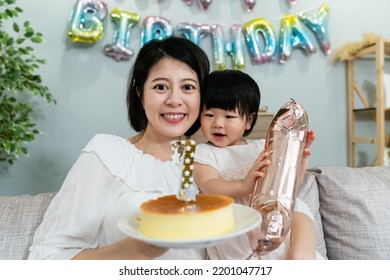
[117,204,261,249]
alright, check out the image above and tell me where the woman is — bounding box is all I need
[28,36,210,260]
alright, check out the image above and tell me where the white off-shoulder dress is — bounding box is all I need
[195,139,318,260]
[28,134,206,260]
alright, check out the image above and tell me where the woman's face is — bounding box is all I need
[141,57,200,140]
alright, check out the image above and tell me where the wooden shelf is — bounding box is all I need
[347,37,390,166]
[353,107,390,113]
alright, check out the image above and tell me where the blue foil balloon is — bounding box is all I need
[226,24,246,70]
[298,4,331,56]
[67,0,108,43]
[210,24,227,70]
[243,18,277,64]
[279,14,316,64]
[176,22,211,46]
[141,16,173,46]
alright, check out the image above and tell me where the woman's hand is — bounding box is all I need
[72,237,168,260]
[136,240,169,260]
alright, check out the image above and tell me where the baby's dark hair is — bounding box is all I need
[202,70,261,136]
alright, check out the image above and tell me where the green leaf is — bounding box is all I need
[31,36,42,43]
[16,38,24,44]
[21,147,28,155]
[6,36,14,45]
[5,9,13,17]
[12,22,19,32]
[6,0,17,5]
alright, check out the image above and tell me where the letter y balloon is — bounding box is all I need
[248,99,308,258]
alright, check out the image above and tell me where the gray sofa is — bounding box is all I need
[1,166,390,260]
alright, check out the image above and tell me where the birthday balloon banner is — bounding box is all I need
[67,0,331,68]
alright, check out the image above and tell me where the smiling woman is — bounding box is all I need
[27,36,211,260]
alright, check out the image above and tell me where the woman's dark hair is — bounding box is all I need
[127,36,210,137]
[202,70,261,137]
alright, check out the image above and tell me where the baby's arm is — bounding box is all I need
[193,151,270,199]
[287,212,317,260]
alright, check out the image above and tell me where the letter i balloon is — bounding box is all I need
[248,99,308,258]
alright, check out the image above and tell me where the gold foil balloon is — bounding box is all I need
[248,99,308,257]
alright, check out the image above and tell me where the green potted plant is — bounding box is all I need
[0,0,55,166]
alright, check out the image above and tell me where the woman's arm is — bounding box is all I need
[72,238,168,260]
[288,212,317,260]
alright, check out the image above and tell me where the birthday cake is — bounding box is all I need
[139,194,235,240]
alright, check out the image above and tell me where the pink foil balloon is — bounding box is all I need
[199,0,212,10]
[182,0,194,5]
[249,99,308,257]
[244,0,256,12]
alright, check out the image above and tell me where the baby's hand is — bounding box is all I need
[303,130,315,158]
[242,150,271,195]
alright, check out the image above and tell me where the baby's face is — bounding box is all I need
[200,107,251,147]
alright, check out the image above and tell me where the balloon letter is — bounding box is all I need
[141,16,173,46]
[249,100,308,257]
[176,23,211,46]
[210,24,227,70]
[104,8,140,62]
[299,4,331,55]
[67,0,108,43]
[279,14,316,64]
[243,18,277,64]
[226,24,246,70]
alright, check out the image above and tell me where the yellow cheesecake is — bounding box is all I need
[139,194,235,240]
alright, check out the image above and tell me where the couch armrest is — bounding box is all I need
[0,192,56,260]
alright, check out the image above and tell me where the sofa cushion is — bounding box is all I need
[316,166,390,260]
[297,169,327,259]
[0,192,56,260]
